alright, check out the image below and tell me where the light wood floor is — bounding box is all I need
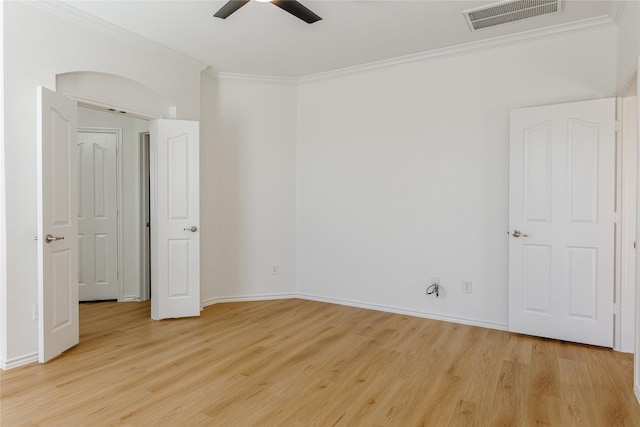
[1,299,639,426]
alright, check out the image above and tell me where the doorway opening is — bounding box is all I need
[77,105,151,305]
[39,75,202,362]
[140,132,151,301]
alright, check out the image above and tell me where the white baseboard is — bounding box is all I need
[201,292,507,331]
[297,293,509,331]
[1,352,38,370]
[201,293,297,308]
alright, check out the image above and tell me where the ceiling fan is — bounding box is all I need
[214,0,322,24]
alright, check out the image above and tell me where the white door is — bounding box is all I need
[509,98,615,347]
[77,130,118,301]
[37,87,79,362]
[150,119,200,319]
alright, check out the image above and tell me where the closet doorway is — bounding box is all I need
[77,106,150,303]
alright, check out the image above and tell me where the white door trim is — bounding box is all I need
[613,70,638,353]
[78,127,124,302]
[70,96,163,121]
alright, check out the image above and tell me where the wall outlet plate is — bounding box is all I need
[463,280,472,294]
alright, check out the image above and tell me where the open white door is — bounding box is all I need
[150,119,200,320]
[509,98,615,347]
[37,87,79,362]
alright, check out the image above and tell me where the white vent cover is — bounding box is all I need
[463,0,563,31]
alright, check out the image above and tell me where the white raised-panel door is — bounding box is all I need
[37,87,79,362]
[150,120,200,319]
[77,131,118,301]
[509,98,615,347]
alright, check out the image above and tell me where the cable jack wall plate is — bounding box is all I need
[463,281,472,294]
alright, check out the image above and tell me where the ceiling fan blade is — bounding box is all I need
[271,0,322,24]
[214,0,251,19]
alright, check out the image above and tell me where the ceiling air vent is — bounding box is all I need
[463,0,563,31]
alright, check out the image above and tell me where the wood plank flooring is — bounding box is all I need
[1,299,639,426]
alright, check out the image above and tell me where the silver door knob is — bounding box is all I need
[45,234,65,243]
[511,230,528,238]
[184,226,198,232]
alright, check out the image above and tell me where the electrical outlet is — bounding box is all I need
[272,264,279,275]
[431,277,440,285]
[463,280,472,294]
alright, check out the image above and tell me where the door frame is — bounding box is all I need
[71,96,161,310]
[614,70,638,353]
[77,127,124,301]
[139,132,151,302]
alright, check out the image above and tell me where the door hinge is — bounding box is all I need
[613,212,620,223]
[613,303,620,315]
[615,120,622,132]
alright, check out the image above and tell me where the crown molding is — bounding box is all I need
[216,72,298,86]
[299,15,615,84]
[200,14,617,88]
[25,1,617,88]
[25,1,208,70]
[201,66,218,79]
[609,0,627,25]
[617,68,638,97]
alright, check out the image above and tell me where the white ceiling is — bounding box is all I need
[62,0,615,78]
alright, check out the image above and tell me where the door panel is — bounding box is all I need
[523,121,552,223]
[509,98,615,347]
[77,131,118,301]
[51,249,72,330]
[37,86,79,362]
[168,134,190,220]
[567,247,597,318]
[150,119,200,319]
[568,119,599,222]
[168,239,190,297]
[522,244,551,314]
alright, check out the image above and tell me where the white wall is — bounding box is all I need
[616,1,640,89]
[200,75,298,304]
[1,1,204,367]
[0,0,7,366]
[636,74,640,394]
[77,107,149,300]
[296,27,617,328]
